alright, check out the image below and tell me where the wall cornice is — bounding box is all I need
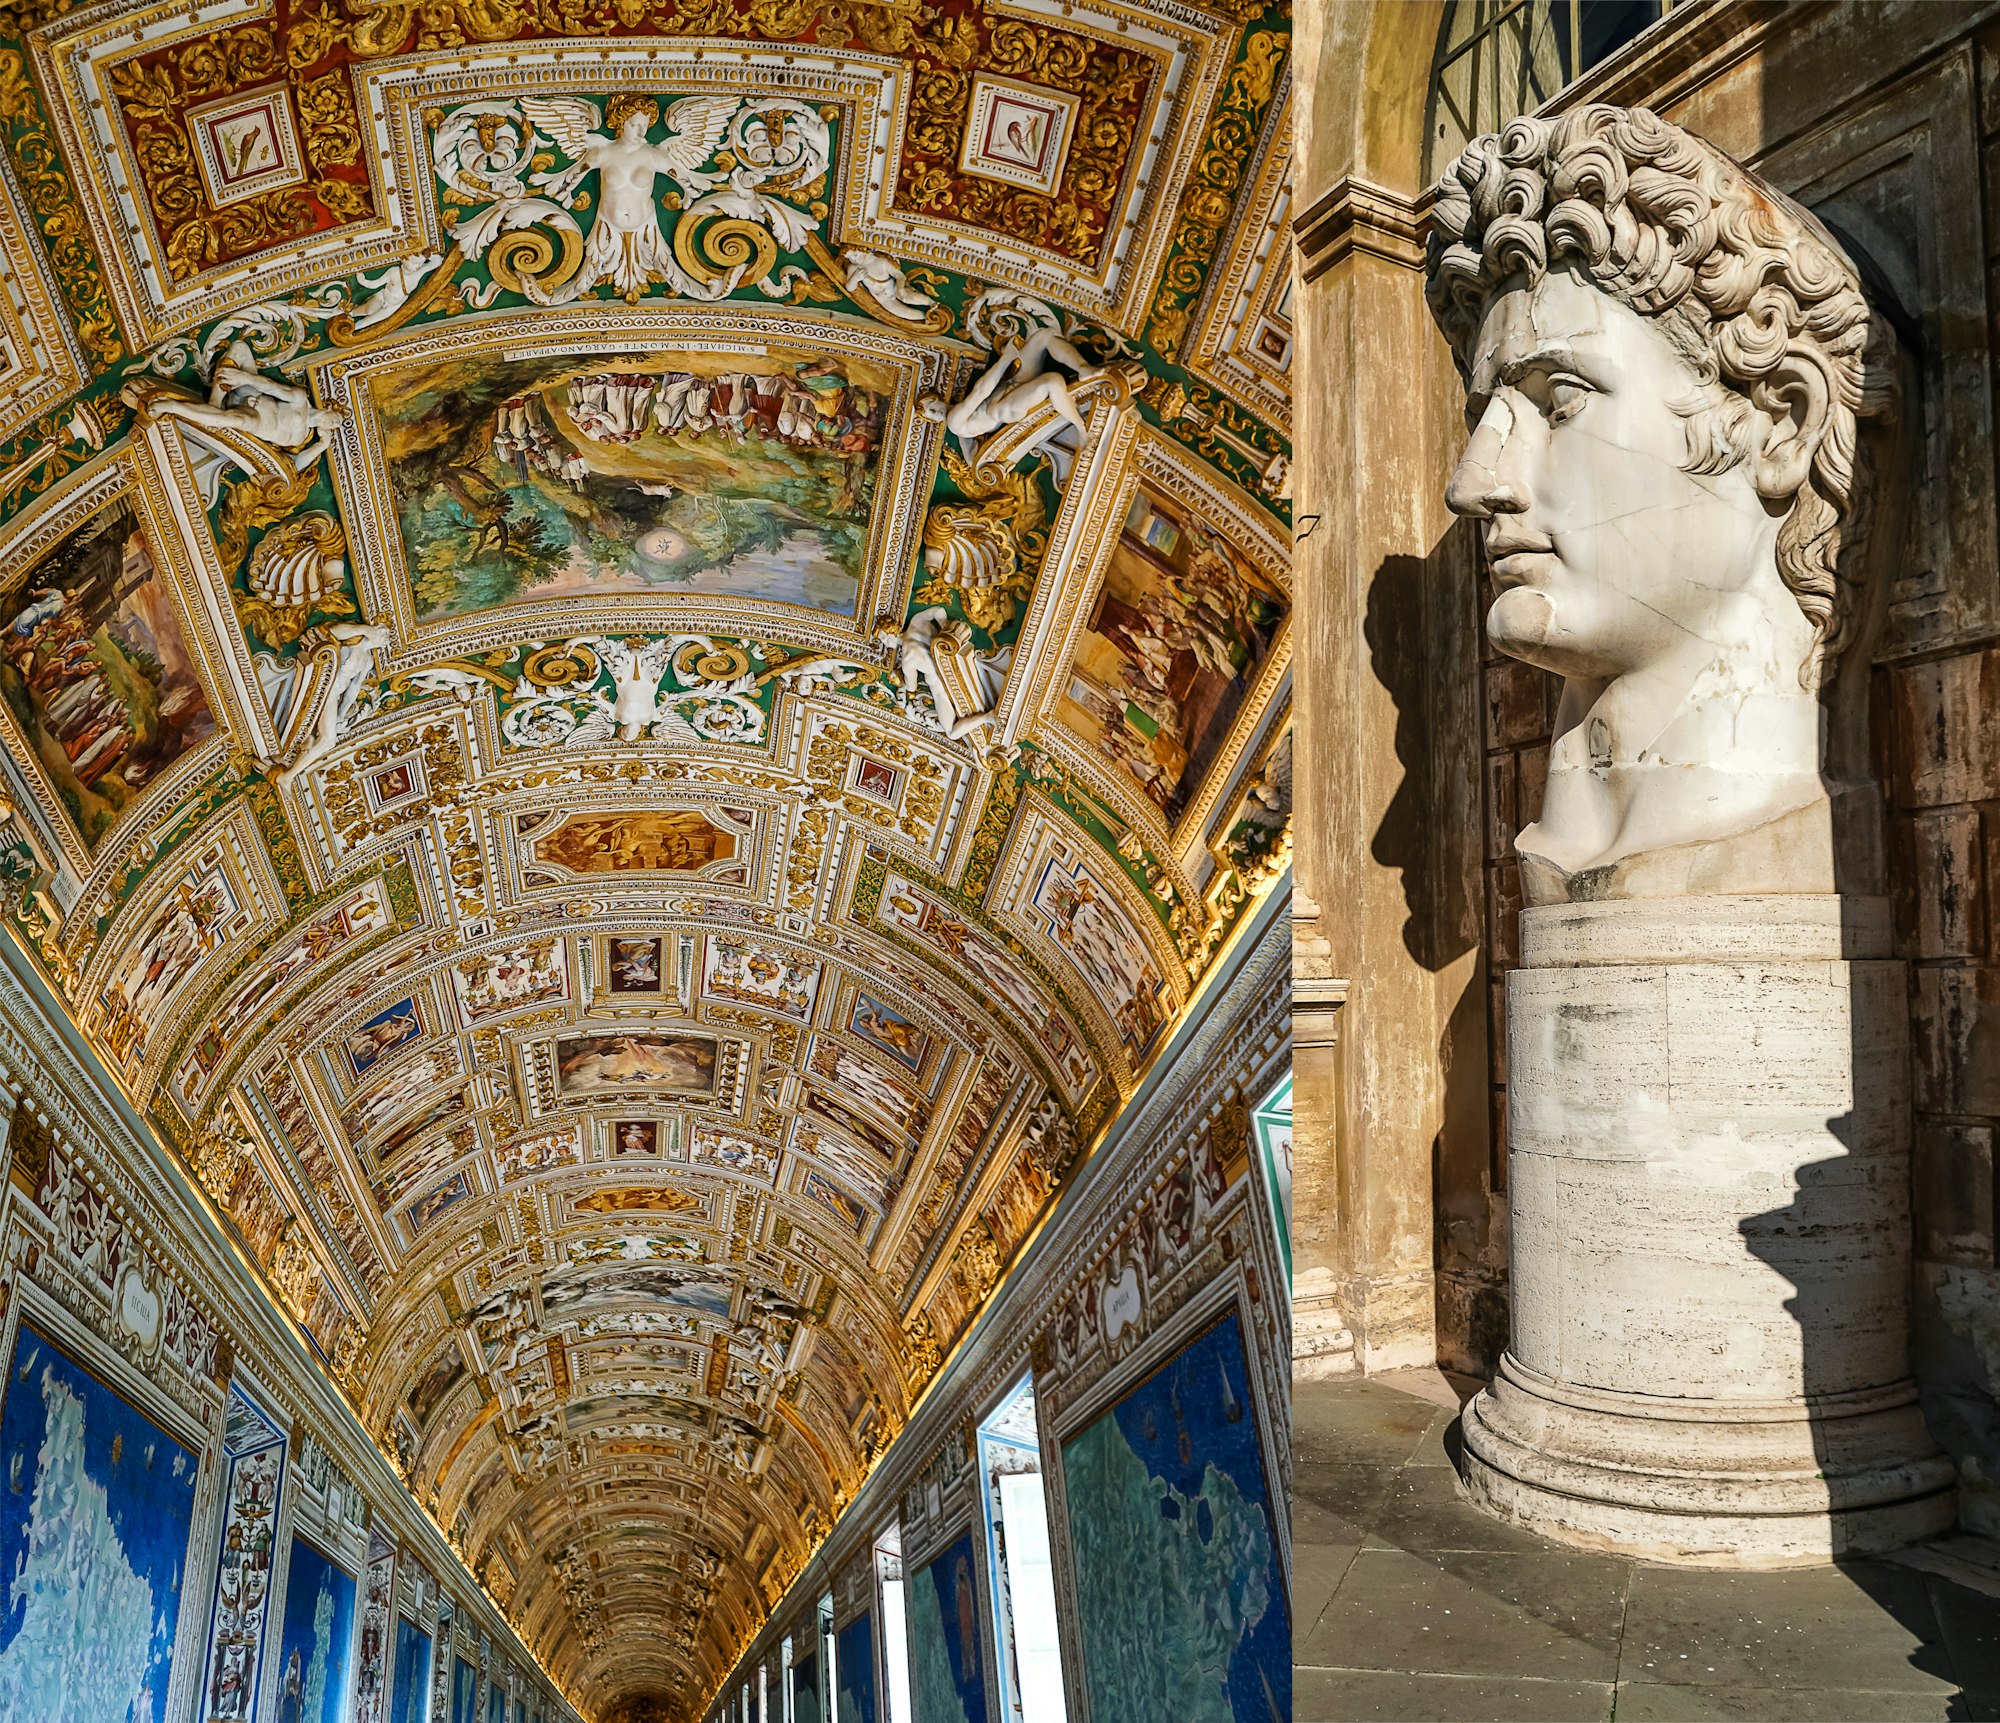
[1296,175,1431,283]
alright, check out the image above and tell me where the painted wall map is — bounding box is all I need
[1058,487,1285,821]
[272,1536,358,1723]
[389,1618,431,1723]
[0,497,215,850]
[836,1610,877,1723]
[1060,1311,1287,1723]
[0,1321,199,1723]
[908,1533,987,1723]
[380,348,893,622]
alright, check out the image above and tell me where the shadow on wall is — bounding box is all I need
[1365,537,1511,1376]
[1765,52,2000,1544]
[1732,208,1971,1621]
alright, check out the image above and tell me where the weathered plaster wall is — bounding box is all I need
[1292,0,1499,1377]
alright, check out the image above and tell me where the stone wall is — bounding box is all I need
[1887,622,2000,1537]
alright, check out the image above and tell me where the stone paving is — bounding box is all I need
[1294,1372,2000,1722]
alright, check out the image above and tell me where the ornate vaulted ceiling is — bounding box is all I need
[0,0,1290,1711]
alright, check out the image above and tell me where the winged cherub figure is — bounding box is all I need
[518,93,738,302]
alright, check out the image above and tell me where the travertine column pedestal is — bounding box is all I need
[1460,896,1956,1566]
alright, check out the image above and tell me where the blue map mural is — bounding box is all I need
[907,1533,987,1723]
[452,1655,479,1723]
[273,1535,358,1723]
[836,1611,877,1723]
[793,1649,819,1723]
[389,1617,432,1723]
[0,1319,199,1723]
[1061,1310,1287,1723]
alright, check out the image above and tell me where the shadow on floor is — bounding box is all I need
[1293,1373,2000,1723]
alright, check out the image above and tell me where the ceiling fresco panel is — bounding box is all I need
[0,0,1290,1710]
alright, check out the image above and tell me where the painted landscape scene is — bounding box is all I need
[1059,487,1286,822]
[0,499,215,850]
[381,348,894,622]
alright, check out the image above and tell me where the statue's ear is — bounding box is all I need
[1750,349,1834,504]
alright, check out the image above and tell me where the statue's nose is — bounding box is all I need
[1446,397,1522,518]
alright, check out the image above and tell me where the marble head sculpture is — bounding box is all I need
[1426,106,1903,902]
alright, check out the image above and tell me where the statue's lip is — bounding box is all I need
[1488,540,1554,585]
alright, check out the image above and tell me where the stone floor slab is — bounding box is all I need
[1294,1667,1613,1722]
[1294,1376,1445,1470]
[1613,1679,1970,1720]
[1362,1464,1566,1556]
[1296,1461,1398,1526]
[1405,1409,1460,1469]
[1928,1572,2000,1692]
[1291,1372,1998,1722]
[1620,1561,1957,1694]
[1298,1546,1629,1682]
[1293,1533,1363,1646]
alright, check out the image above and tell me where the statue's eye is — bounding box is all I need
[1546,376,1591,424]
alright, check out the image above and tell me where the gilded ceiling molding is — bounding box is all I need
[1183,76,1291,434]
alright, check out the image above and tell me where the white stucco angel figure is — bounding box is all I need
[840,249,940,323]
[349,251,446,329]
[875,607,1014,742]
[518,94,737,302]
[282,621,392,783]
[945,326,1105,453]
[124,342,344,469]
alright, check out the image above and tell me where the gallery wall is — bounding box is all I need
[709,886,1292,1723]
[0,929,576,1723]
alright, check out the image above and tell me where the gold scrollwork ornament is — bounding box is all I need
[240,510,356,646]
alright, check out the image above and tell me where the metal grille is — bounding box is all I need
[1424,0,1673,181]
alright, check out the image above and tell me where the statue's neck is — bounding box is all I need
[1517,598,1830,900]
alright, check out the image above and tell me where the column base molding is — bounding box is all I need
[1461,1353,1958,1568]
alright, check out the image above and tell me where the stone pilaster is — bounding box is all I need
[1292,157,1488,1374]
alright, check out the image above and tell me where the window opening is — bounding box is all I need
[818,1592,837,1723]
[1424,0,1677,180]
[876,1522,914,1723]
[977,1374,1069,1723]
[1252,1071,1293,1295]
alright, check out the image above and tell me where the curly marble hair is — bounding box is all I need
[1425,105,1901,668]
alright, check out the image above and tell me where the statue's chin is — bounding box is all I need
[1486,586,1560,664]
